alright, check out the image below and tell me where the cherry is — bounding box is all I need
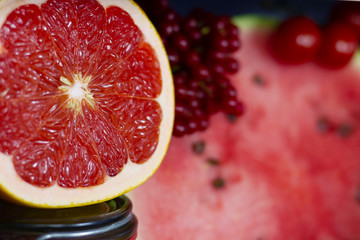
[330,1,360,39]
[270,16,322,64]
[316,23,357,69]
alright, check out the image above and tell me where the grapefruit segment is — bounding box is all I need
[97,96,162,163]
[0,0,174,207]
[114,43,162,98]
[0,96,62,155]
[58,113,105,188]
[1,4,65,84]
[83,104,127,177]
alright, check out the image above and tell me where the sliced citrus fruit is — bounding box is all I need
[0,0,174,208]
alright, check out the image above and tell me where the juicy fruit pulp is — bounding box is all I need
[130,15,360,240]
[0,0,174,207]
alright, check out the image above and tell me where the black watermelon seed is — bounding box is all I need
[212,177,225,189]
[356,187,360,204]
[337,124,353,138]
[317,117,333,133]
[207,158,220,166]
[253,74,266,86]
[192,140,205,154]
[227,114,237,123]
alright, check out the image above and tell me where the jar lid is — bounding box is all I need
[0,195,137,239]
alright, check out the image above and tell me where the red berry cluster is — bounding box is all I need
[270,2,360,69]
[136,0,243,137]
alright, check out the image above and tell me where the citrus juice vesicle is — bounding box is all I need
[0,0,174,208]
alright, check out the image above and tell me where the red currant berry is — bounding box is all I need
[223,84,237,99]
[224,57,239,74]
[186,29,202,43]
[182,17,198,32]
[228,36,241,52]
[173,119,187,137]
[158,21,174,37]
[270,16,322,64]
[166,46,180,67]
[209,63,225,75]
[162,9,178,22]
[182,50,201,66]
[171,33,189,51]
[175,102,191,118]
[186,119,198,134]
[212,16,231,31]
[316,23,357,68]
[212,35,229,52]
[173,73,187,85]
[192,64,210,80]
[215,76,231,88]
[207,50,226,62]
[175,84,188,99]
[197,116,210,131]
[222,98,238,113]
[228,101,244,117]
[185,89,196,98]
[188,97,201,110]
[227,23,240,38]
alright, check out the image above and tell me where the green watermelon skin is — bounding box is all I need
[129,15,360,240]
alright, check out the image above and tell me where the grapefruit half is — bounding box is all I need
[0,0,174,208]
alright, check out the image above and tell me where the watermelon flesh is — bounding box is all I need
[129,15,360,240]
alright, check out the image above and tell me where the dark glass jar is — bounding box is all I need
[0,195,137,240]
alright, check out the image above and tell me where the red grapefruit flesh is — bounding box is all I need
[130,15,360,239]
[0,0,174,207]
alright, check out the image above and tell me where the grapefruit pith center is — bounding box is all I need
[58,73,95,113]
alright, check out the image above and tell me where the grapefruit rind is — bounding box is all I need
[0,0,174,208]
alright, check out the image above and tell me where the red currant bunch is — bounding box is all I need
[136,0,244,137]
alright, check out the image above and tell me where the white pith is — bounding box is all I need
[0,0,174,208]
[58,73,95,113]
